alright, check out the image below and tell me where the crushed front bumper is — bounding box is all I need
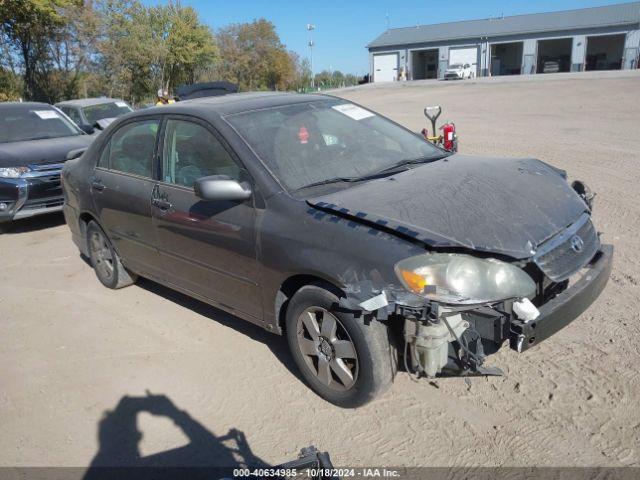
[510,244,613,352]
[0,164,64,224]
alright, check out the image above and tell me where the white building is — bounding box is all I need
[367,2,640,82]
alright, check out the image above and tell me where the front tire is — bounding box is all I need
[86,221,137,289]
[285,285,395,408]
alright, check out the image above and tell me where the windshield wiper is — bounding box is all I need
[295,154,450,191]
[371,154,449,176]
[295,176,362,191]
[22,135,54,141]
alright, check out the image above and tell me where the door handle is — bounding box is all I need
[152,198,172,211]
[91,179,105,192]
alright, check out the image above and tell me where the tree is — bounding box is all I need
[0,0,78,100]
[164,3,217,87]
[0,67,22,101]
[289,53,312,91]
[215,19,296,91]
[1,1,354,102]
[314,69,332,88]
[97,0,217,103]
[49,1,101,100]
[0,33,21,100]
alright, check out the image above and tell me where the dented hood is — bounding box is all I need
[307,155,588,259]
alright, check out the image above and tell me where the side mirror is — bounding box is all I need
[194,175,252,202]
[81,124,95,135]
[95,119,114,130]
[66,148,87,160]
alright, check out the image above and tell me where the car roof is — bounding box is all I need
[55,98,124,108]
[0,101,53,110]
[126,92,333,120]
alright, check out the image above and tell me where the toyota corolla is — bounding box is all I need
[61,93,612,407]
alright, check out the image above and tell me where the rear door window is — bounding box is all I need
[107,120,159,177]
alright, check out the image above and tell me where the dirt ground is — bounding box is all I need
[1,71,639,470]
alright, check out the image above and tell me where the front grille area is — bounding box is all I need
[29,162,65,172]
[22,199,64,211]
[534,214,600,282]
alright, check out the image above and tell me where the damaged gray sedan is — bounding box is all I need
[61,93,613,407]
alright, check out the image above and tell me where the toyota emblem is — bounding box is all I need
[570,235,584,253]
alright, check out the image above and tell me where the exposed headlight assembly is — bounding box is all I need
[0,167,30,178]
[395,253,536,305]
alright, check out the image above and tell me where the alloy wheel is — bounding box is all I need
[296,307,358,391]
[89,230,114,281]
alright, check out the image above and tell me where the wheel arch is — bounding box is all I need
[77,212,120,260]
[275,274,346,335]
[77,211,99,257]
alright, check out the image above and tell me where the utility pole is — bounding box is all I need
[307,23,315,88]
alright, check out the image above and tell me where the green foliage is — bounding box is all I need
[165,4,218,87]
[97,0,218,103]
[313,69,360,90]
[215,19,297,91]
[0,1,359,103]
[0,0,79,100]
[0,67,23,101]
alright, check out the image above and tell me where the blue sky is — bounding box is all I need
[143,0,631,75]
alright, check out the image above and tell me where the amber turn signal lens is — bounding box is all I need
[399,269,426,294]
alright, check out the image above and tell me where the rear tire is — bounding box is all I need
[86,221,137,289]
[285,284,395,408]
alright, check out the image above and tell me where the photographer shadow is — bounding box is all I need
[83,392,267,479]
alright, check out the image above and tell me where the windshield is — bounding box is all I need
[226,99,444,191]
[83,101,132,124]
[0,105,83,143]
[449,64,463,69]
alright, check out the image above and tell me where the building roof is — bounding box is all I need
[368,2,640,48]
[55,97,125,107]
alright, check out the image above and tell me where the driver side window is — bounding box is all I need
[162,119,241,188]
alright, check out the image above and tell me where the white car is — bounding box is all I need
[444,63,473,80]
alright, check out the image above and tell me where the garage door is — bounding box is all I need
[373,53,398,82]
[449,47,478,70]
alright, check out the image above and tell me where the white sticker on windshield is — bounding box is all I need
[332,103,375,121]
[33,110,60,120]
[115,101,128,107]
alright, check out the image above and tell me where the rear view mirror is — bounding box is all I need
[194,176,252,202]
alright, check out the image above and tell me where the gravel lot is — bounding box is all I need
[1,71,639,471]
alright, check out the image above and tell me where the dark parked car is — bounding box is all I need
[0,102,93,231]
[62,93,612,407]
[176,81,238,100]
[55,98,133,135]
